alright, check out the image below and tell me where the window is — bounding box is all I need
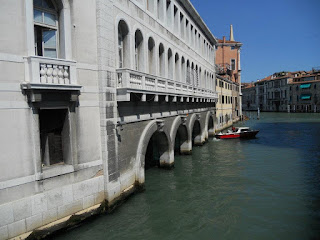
[148,37,156,74]
[39,109,71,166]
[34,0,58,58]
[231,46,235,50]
[158,43,165,77]
[231,59,236,70]
[135,30,144,71]
[118,20,129,68]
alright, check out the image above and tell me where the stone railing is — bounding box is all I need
[116,68,217,99]
[22,56,81,91]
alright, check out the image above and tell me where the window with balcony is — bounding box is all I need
[34,0,58,58]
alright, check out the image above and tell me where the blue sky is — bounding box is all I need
[190,0,320,82]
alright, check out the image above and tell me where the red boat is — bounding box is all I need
[215,127,259,139]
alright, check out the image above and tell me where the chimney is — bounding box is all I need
[223,36,226,43]
[230,24,235,41]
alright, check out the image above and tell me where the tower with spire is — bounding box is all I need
[215,24,243,121]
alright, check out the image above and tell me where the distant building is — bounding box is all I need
[242,68,320,112]
[215,25,242,129]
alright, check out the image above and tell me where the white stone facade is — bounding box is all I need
[0,0,220,239]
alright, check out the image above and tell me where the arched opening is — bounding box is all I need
[195,65,199,86]
[148,37,156,74]
[208,116,214,137]
[167,48,173,79]
[192,120,201,145]
[186,60,190,84]
[199,67,202,87]
[191,62,194,85]
[158,43,165,77]
[134,30,144,71]
[145,131,169,170]
[181,56,185,83]
[118,20,130,68]
[174,53,180,81]
[174,125,188,155]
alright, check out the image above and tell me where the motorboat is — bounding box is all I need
[215,127,259,139]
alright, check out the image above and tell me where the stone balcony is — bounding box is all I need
[21,56,81,91]
[116,69,218,102]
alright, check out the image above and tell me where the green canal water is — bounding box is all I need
[55,113,320,240]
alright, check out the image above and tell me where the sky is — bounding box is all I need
[190,0,320,83]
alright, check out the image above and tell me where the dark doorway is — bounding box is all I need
[39,109,69,166]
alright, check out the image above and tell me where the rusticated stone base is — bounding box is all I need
[24,183,145,240]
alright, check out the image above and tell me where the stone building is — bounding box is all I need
[288,68,320,112]
[0,0,227,239]
[215,25,242,129]
[242,82,257,111]
[242,69,320,112]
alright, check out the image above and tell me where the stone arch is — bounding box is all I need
[203,111,213,140]
[136,120,174,184]
[170,116,191,155]
[188,113,203,146]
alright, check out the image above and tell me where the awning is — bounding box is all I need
[300,83,311,89]
[300,95,311,100]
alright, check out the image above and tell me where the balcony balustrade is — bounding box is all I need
[116,68,217,102]
[21,56,81,91]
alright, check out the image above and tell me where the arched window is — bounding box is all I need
[186,60,190,84]
[181,57,185,83]
[195,65,198,86]
[174,53,180,82]
[191,62,194,85]
[135,30,144,71]
[167,48,173,79]
[118,20,130,68]
[204,70,207,88]
[158,43,165,77]
[199,67,202,87]
[34,0,58,58]
[148,37,156,74]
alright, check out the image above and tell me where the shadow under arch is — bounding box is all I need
[170,116,191,155]
[208,115,215,137]
[136,120,174,184]
[189,113,204,146]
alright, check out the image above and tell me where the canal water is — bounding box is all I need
[55,113,320,240]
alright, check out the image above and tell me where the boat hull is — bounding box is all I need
[239,130,259,139]
[215,133,240,139]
